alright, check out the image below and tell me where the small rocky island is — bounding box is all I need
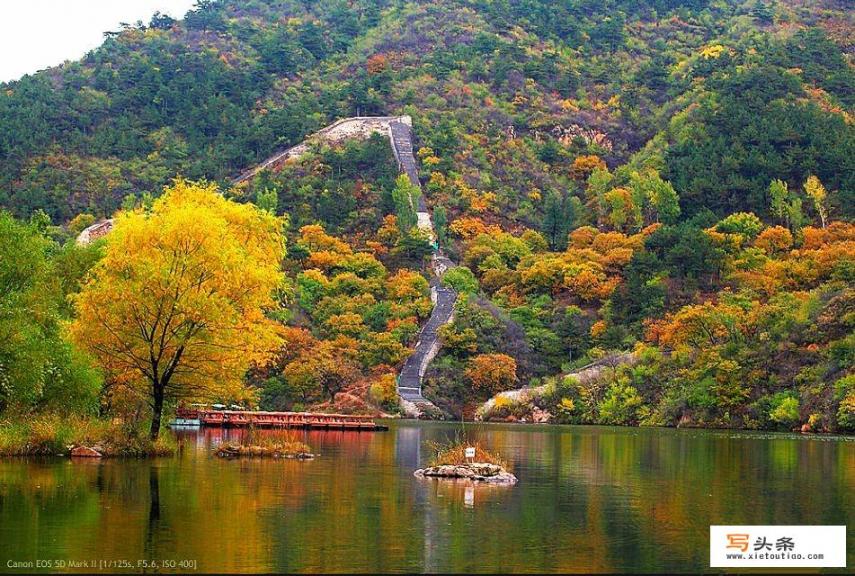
[414,462,518,484]
[415,441,518,484]
[216,444,315,459]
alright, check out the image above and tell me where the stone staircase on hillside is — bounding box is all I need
[235,115,456,418]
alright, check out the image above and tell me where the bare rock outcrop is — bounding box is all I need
[70,446,103,458]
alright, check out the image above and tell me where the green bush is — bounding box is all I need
[598,380,644,425]
[442,266,480,294]
[715,212,764,239]
[834,375,855,432]
[769,393,800,429]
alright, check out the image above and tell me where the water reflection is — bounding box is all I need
[0,422,851,573]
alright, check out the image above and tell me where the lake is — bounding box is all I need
[0,421,852,573]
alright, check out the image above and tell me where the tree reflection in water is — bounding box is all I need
[0,423,850,573]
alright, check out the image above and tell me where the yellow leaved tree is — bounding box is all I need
[71,180,286,439]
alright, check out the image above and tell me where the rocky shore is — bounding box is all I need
[414,462,518,484]
[65,441,174,458]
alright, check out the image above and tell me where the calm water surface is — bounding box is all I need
[0,421,852,573]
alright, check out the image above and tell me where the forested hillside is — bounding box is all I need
[0,0,852,434]
[2,0,852,222]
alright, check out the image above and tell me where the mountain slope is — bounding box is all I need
[1,0,851,224]
[0,0,853,431]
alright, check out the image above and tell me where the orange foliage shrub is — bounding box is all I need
[754,226,793,253]
[801,222,855,249]
[570,155,607,180]
[365,240,385,255]
[369,373,399,409]
[376,214,400,247]
[590,231,629,253]
[449,216,490,239]
[307,250,342,271]
[366,53,388,74]
[564,267,607,301]
[385,269,429,301]
[590,320,607,338]
[568,226,598,248]
[640,223,662,237]
[464,353,518,394]
[600,246,634,270]
[652,302,746,349]
[494,284,526,307]
[300,224,352,254]
[801,226,826,250]
[519,256,566,294]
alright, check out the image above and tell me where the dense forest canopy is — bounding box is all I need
[0,0,852,435]
[0,0,851,222]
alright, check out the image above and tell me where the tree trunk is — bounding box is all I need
[150,382,165,441]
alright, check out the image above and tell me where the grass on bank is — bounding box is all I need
[425,435,509,470]
[216,428,313,458]
[0,414,176,457]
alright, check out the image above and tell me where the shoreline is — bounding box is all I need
[379,417,855,439]
[2,417,851,461]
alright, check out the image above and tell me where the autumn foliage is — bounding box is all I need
[465,354,518,395]
[71,181,285,438]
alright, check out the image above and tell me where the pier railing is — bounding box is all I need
[176,407,386,430]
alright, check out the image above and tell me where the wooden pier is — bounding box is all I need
[176,407,387,431]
